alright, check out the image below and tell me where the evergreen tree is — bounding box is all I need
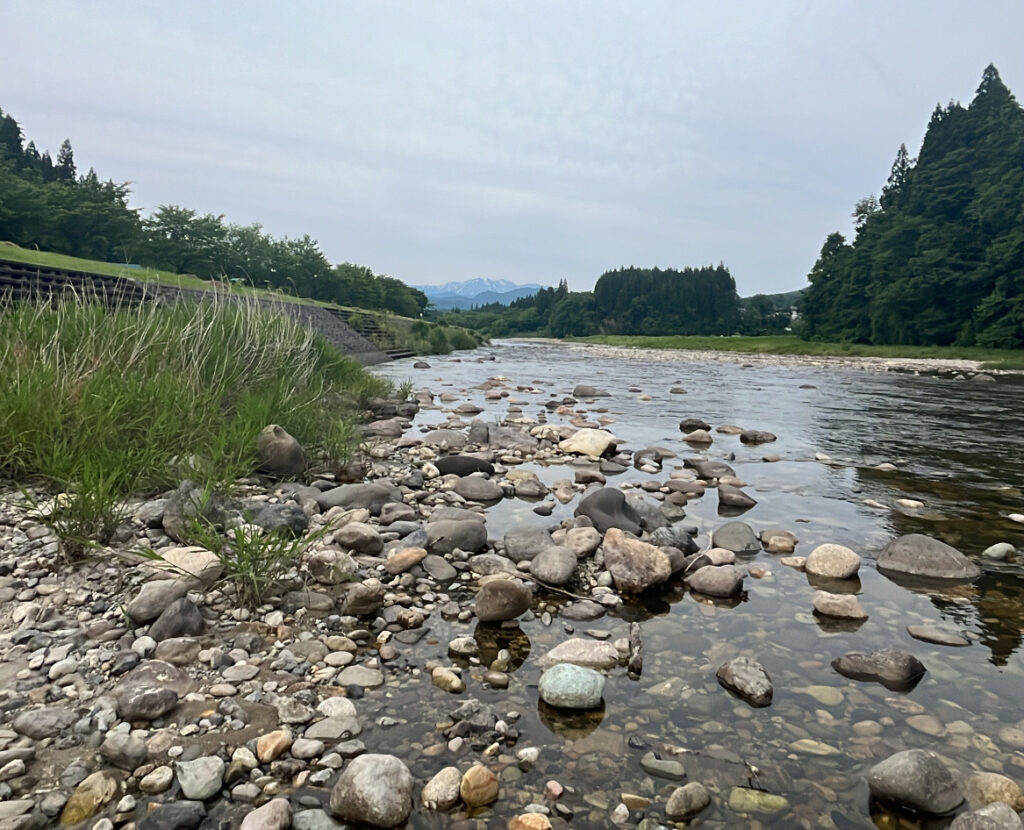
[55,139,76,180]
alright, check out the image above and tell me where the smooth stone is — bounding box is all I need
[538,663,605,708]
[257,730,293,763]
[950,802,1024,830]
[453,475,504,502]
[422,766,463,811]
[176,755,225,801]
[907,624,971,646]
[877,533,980,579]
[640,752,686,781]
[431,667,465,693]
[966,772,1024,811]
[805,543,861,579]
[426,519,488,554]
[665,782,711,820]
[710,522,760,554]
[530,546,578,586]
[716,656,773,707]
[868,749,964,815]
[460,764,499,807]
[813,590,867,619]
[148,597,205,642]
[137,801,206,830]
[240,798,292,830]
[559,428,618,457]
[982,542,1016,561]
[728,787,790,814]
[832,648,926,691]
[475,578,532,622]
[100,732,148,770]
[329,754,413,827]
[12,705,76,739]
[539,638,619,669]
[336,665,384,687]
[687,564,743,597]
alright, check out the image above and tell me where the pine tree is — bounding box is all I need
[55,139,76,180]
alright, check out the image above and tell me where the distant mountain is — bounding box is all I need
[416,278,543,310]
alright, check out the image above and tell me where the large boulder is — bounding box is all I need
[877,534,980,580]
[868,749,963,815]
[832,648,926,691]
[601,528,672,593]
[687,564,743,597]
[716,657,773,707]
[435,456,494,476]
[427,519,488,554]
[574,488,642,535]
[453,475,504,502]
[475,578,532,622]
[329,754,413,827]
[256,424,305,478]
[529,547,577,585]
[559,428,618,457]
[538,663,605,708]
[806,543,861,579]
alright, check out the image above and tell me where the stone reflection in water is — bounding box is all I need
[931,574,1024,666]
[536,698,606,740]
[472,622,531,672]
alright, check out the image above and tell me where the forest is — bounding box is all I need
[0,107,428,317]
[801,64,1024,349]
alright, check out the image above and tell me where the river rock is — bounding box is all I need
[717,656,773,706]
[127,578,190,624]
[687,564,743,597]
[453,475,504,502]
[740,429,777,444]
[508,815,553,830]
[538,663,605,708]
[176,756,225,801]
[334,521,383,554]
[575,487,642,534]
[336,664,384,688]
[60,770,120,826]
[157,546,224,588]
[832,648,926,691]
[813,590,867,619]
[12,705,77,739]
[761,529,797,553]
[728,787,790,814]
[504,526,554,562]
[148,597,205,642]
[431,667,465,693]
[687,458,736,480]
[435,456,494,477]
[460,764,499,807]
[641,752,686,780]
[316,483,400,515]
[427,519,488,554]
[559,428,618,457]
[422,766,462,810]
[679,417,711,433]
[101,732,148,770]
[982,542,1016,561]
[868,749,963,814]
[806,543,861,579]
[539,638,619,669]
[601,528,672,593]
[422,554,458,581]
[950,802,1024,830]
[877,533,980,579]
[530,546,577,585]
[683,429,713,445]
[966,772,1024,811]
[341,579,385,617]
[256,424,305,478]
[422,429,468,448]
[565,526,603,556]
[162,480,228,543]
[907,624,970,647]
[330,754,413,827]
[385,547,427,574]
[711,522,760,553]
[241,798,292,830]
[138,801,207,830]
[718,484,757,510]
[573,384,610,398]
[666,782,712,820]
[475,578,532,622]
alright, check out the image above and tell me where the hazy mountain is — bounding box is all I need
[416,278,543,309]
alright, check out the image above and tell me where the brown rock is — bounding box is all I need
[601,528,672,593]
[256,424,305,478]
[385,547,427,574]
[257,729,293,763]
[460,763,499,808]
[508,814,553,830]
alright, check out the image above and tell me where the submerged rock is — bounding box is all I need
[717,656,773,707]
[950,802,1024,829]
[832,648,926,691]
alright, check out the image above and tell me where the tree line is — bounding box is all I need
[801,65,1024,349]
[0,106,428,317]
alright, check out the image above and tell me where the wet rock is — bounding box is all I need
[508,815,553,830]
[427,519,488,554]
[687,458,736,480]
[559,428,618,457]
[241,798,292,830]
[806,543,861,579]
[717,484,757,510]
[561,600,606,621]
[728,787,789,814]
[868,749,963,815]
[601,528,672,593]
[329,754,413,827]
[422,766,462,811]
[832,648,926,691]
[649,525,699,555]
[679,418,711,433]
[453,475,504,502]
[138,801,206,830]
[293,809,345,830]
[539,638,619,669]
[148,597,205,642]
[460,763,499,807]
[504,526,555,562]
[950,802,1024,830]
[60,770,120,826]
[966,772,1024,811]
[116,683,178,721]
[982,542,1016,561]
[336,664,384,687]
[877,533,980,579]
[573,384,611,397]
[711,522,760,554]
[740,429,776,444]
[431,667,465,693]
[666,782,711,820]
[907,624,970,647]
[256,424,305,478]
[687,564,743,597]
[640,752,686,780]
[575,488,642,535]
[176,755,225,801]
[530,546,577,585]
[475,578,532,622]
[813,590,867,619]
[538,663,606,708]
[717,656,773,707]
[761,529,797,553]
[683,429,713,445]
[435,455,494,476]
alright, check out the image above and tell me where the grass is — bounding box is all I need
[573,334,1024,370]
[0,295,391,552]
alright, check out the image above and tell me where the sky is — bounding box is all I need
[4,2,1024,295]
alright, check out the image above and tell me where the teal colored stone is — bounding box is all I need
[538,663,605,708]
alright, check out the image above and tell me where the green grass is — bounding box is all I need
[0,296,390,552]
[573,334,1024,370]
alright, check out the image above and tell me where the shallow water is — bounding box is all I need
[367,339,1024,828]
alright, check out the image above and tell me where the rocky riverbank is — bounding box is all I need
[0,371,1022,830]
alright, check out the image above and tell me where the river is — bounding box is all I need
[368,338,1024,829]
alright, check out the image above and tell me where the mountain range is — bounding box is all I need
[414,278,542,310]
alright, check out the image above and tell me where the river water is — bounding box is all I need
[368,339,1024,829]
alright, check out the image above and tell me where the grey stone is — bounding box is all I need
[452,476,504,502]
[666,782,711,820]
[252,503,309,536]
[137,801,206,830]
[717,484,757,510]
[832,648,926,691]
[687,564,743,597]
[240,797,292,830]
[813,590,867,619]
[329,753,413,827]
[504,526,554,563]
[474,578,532,622]
[529,546,577,585]
[538,663,605,708]
[426,520,488,554]
[806,543,861,579]
[422,766,463,811]
[175,755,225,801]
[710,521,760,553]
[574,487,642,535]
[148,597,205,642]
[162,481,227,544]
[333,522,383,554]
[12,706,76,739]
[906,624,970,647]
[421,555,457,581]
[539,638,619,669]
[573,384,611,397]
[315,483,401,515]
[640,751,686,780]
[868,749,963,815]
[127,579,189,624]
[717,656,773,707]
[100,732,148,770]
[950,803,1024,830]
[878,533,980,580]
[337,665,384,688]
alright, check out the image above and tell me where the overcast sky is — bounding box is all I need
[5,2,1023,294]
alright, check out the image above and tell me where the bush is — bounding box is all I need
[0,295,390,552]
[447,327,478,350]
[427,326,450,354]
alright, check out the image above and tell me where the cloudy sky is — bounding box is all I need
[5,2,1023,294]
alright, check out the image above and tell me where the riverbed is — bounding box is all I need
[369,338,1024,829]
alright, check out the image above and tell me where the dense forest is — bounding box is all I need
[0,107,428,317]
[437,268,794,338]
[801,65,1024,348]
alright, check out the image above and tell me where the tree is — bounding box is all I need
[880,144,914,210]
[55,139,76,181]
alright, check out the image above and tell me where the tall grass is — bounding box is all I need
[0,295,390,550]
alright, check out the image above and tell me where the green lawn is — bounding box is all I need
[574,334,1024,370]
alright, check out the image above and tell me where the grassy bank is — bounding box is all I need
[574,334,1024,370]
[0,297,390,548]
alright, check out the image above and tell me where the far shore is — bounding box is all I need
[512,336,1023,374]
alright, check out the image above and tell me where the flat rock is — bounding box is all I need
[640,751,686,780]
[907,624,970,647]
[316,483,401,515]
[453,475,504,502]
[539,638,619,669]
[832,648,926,691]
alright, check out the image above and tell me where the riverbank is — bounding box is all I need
[1,341,1021,828]
[571,334,1024,372]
